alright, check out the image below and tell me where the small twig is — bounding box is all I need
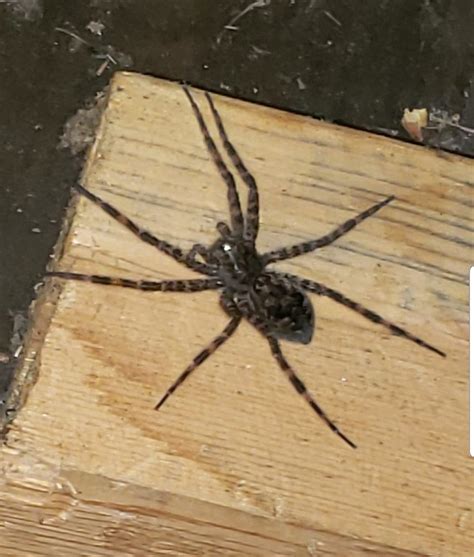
[323,10,342,27]
[217,0,271,44]
[55,26,91,47]
[428,110,474,136]
[55,26,118,76]
[452,122,474,134]
[95,59,110,77]
[430,116,474,135]
[251,45,271,56]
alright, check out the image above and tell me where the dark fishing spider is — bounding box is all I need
[48,85,445,448]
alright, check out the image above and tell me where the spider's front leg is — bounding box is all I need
[182,85,244,236]
[185,222,233,268]
[73,183,213,276]
[47,272,222,293]
[186,243,212,268]
[204,92,260,243]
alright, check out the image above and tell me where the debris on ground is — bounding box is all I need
[248,44,271,60]
[59,89,108,155]
[1,0,43,21]
[10,311,28,359]
[217,0,271,44]
[0,311,28,421]
[296,76,306,91]
[55,26,132,76]
[0,311,28,388]
[323,10,342,27]
[86,20,105,36]
[401,107,428,141]
[428,108,474,136]
[402,106,474,142]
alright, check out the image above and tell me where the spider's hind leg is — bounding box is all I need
[154,315,241,410]
[234,297,356,448]
[293,275,446,357]
[268,336,356,449]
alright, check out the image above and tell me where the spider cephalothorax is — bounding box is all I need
[200,223,314,343]
[48,84,445,449]
[206,223,264,287]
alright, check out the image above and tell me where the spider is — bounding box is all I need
[47,85,445,449]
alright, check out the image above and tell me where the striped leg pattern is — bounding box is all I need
[290,274,446,357]
[74,184,212,275]
[205,92,260,243]
[234,298,355,448]
[268,336,356,449]
[154,316,242,410]
[263,196,395,264]
[182,85,244,235]
[48,87,444,450]
[47,271,221,292]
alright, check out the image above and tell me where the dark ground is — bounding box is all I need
[0,0,473,401]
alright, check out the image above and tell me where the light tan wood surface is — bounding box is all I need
[1,72,471,556]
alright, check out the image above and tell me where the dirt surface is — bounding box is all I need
[1,0,473,403]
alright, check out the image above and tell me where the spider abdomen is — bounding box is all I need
[251,272,315,344]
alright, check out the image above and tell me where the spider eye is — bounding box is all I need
[223,243,232,252]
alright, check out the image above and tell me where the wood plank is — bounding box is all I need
[1,72,471,556]
[0,454,426,557]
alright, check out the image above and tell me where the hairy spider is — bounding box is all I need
[48,85,445,449]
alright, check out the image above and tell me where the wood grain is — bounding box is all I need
[1,72,471,556]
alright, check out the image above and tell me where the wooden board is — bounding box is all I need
[1,72,471,556]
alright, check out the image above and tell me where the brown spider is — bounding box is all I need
[48,85,445,449]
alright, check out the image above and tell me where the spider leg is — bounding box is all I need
[74,184,213,276]
[290,274,446,357]
[205,92,260,243]
[268,336,356,449]
[263,196,394,264]
[182,85,244,235]
[47,272,221,292]
[186,243,214,267]
[154,316,241,410]
[232,297,355,448]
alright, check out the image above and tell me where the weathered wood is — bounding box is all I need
[1,72,471,556]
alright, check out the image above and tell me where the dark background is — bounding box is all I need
[1,0,473,398]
